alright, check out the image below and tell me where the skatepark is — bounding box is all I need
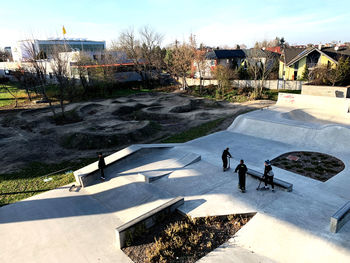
[1,91,350,262]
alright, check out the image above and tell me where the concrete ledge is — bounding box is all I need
[247,168,293,192]
[115,196,184,249]
[73,143,179,187]
[302,85,350,98]
[330,201,350,233]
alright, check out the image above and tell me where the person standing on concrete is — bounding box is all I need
[235,159,247,193]
[222,148,232,171]
[263,160,274,192]
[98,152,106,180]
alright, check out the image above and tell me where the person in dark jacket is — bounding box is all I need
[235,159,247,192]
[222,148,232,171]
[98,152,106,180]
[263,160,274,192]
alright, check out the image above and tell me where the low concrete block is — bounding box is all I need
[115,196,184,249]
[330,201,350,233]
[247,168,293,192]
[74,144,179,187]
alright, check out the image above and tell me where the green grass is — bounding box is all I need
[162,118,226,143]
[0,83,29,107]
[0,158,95,207]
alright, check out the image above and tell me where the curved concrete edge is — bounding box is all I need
[227,114,350,153]
[115,196,184,249]
[73,143,180,187]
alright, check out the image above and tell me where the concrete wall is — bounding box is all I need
[115,197,184,249]
[276,92,350,115]
[302,85,350,98]
[180,78,303,90]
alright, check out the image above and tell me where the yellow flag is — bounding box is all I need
[62,26,67,35]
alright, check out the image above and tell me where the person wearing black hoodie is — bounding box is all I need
[222,148,232,171]
[235,159,247,192]
[263,160,274,192]
[98,152,106,180]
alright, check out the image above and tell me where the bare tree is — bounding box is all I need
[12,68,36,101]
[246,49,278,98]
[73,51,93,96]
[190,35,207,94]
[165,38,194,89]
[117,28,144,86]
[254,37,289,49]
[50,45,71,116]
[22,41,57,115]
[0,48,11,62]
[139,26,164,85]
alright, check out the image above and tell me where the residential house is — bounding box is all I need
[194,49,274,79]
[279,46,350,80]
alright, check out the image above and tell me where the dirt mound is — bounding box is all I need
[112,98,136,103]
[146,106,164,112]
[0,133,10,139]
[60,120,160,150]
[80,104,104,115]
[112,103,147,116]
[0,92,273,173]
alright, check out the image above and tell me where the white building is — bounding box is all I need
[12,38,105,62]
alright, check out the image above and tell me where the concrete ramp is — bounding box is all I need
[229,115,350,153]
[104,147,201,182]
[227,93,350,154]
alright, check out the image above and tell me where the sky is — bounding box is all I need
[0,0,350,49]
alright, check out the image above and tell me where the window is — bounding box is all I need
[327,61,331,68]
[294,61,299,70]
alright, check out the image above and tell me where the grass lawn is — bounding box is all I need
[0,158,95,207]
[162,118,226,143]
[0,83,29,108]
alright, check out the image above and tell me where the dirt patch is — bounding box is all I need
[0,92,274,173]
[60,120,159,150]
[122,211,253,263]
[271,151,345,182]
[79,103,104,115]
[112,103,147,116]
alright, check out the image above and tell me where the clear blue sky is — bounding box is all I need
[1,0,350,48]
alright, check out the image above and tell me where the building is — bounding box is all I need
[279,46,350,80]
[12,38,106,62]
[193,49,276,79]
